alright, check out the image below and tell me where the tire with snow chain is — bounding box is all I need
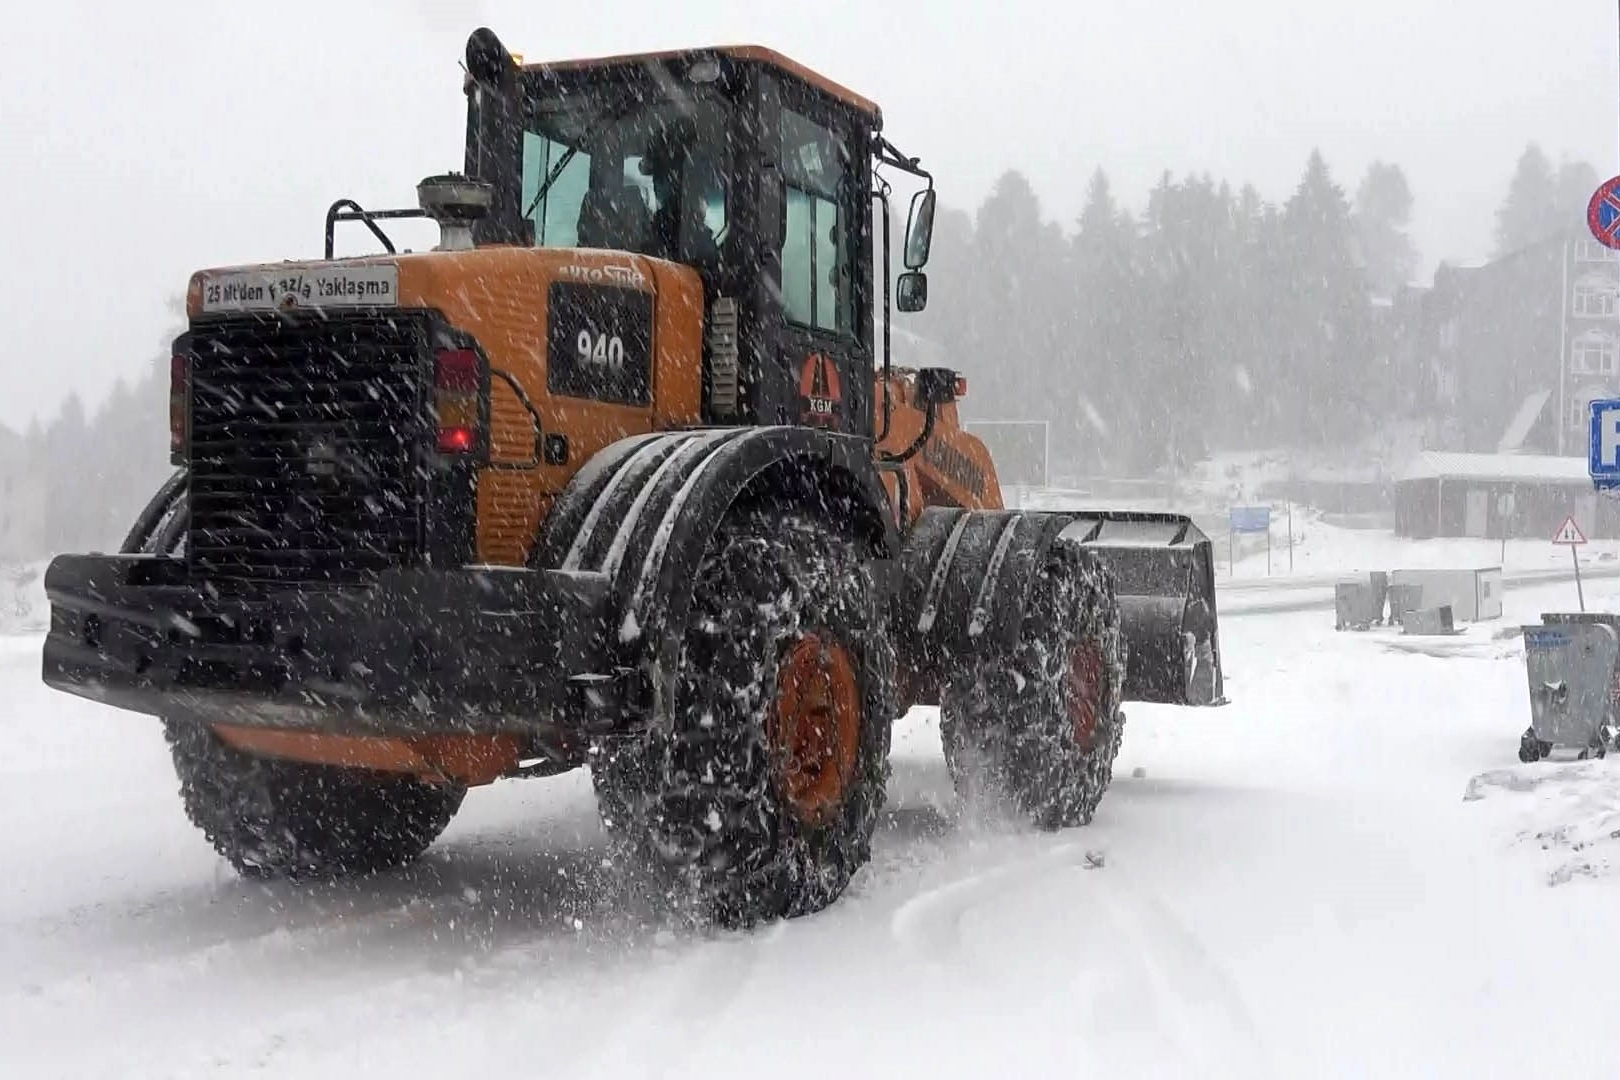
[590,736,652,841]
[124,479,464,879]
[164,719,465,879]
[590,509,896,928]
[940,543,1128,830]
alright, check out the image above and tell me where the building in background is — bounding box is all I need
[0,427,45,563]
[1404,231,1620,456]
[1559,234,1620,453]
[1394,451,1614,539]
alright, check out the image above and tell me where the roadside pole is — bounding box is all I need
[1496,492,1515,569]
[1575,544,1586,612]
[1287,500,1294,572]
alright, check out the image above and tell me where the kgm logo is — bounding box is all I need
[798,352,841,427]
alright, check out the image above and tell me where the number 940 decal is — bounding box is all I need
[547,280,653,405]
[576,329,627,372]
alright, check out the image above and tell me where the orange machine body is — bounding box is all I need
[185,246,706,785]
[874,369,1004,524]
[190,246,708,571]
[186,244,1002,786]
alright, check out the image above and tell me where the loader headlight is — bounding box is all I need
[687,58,722,84]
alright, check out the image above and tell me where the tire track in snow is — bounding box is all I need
[5,833,638,1027]
[887,838,1273,1077]
[888,839,1087,964]
[1084,870,1275,1078]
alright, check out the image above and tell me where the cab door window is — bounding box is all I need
[522,132,592,247]
[781,108,853,336]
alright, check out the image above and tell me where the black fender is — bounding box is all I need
[533,426,901,716]
[119,468,188,555]
[892,507,1080,705]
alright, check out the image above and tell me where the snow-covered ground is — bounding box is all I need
[4,568,1620,1077]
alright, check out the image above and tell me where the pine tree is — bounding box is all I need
[1556,157,1600,233]
[1070,168,1141,471]
[1493,143,1560,256]
[1354,161,1417,300]
[962,170,1068,431]
[1135,172,1236,473]
[1280,150,1370,444]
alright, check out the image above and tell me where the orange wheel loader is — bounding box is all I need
[42,28,1223,927]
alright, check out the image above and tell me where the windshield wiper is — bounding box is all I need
[523,98,642,221]
[524,144,583,222]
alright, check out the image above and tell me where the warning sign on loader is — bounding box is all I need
[798,352,841,427]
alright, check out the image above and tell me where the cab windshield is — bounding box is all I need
[521,92,730,267]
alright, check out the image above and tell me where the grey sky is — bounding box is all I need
[4,0,1617,431]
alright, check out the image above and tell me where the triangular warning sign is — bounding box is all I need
[1553,514,1588,545]
[797,352,841,427]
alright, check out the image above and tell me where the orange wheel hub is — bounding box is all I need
[1068,639,1106,749]
[770,633,861,825]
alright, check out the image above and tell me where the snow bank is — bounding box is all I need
[0,562,47,636]
[1465,760,1620,886]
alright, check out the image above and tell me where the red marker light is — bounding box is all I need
[437,425,476,454]
[169,353,189,462]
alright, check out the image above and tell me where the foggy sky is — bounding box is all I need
[4,0,1617,431]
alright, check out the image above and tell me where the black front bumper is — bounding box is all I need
[41,555,627,737]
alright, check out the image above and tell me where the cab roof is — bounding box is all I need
[522,45,882,121]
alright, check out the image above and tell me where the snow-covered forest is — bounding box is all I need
[6,301,180,559]
[914,142,1600,473]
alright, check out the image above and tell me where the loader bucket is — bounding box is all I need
[1057,512,1226,707]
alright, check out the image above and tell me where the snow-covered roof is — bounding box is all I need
[1399,451,1590,485]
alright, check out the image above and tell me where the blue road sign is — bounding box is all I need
[1229,505,1271,534]
[1588,398,1620,489]
[1589,177,1620,250]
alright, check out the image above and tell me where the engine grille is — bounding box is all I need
[185,315,429,586]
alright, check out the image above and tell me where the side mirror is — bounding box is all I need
[903,188,936,270]
[897,271,928,313]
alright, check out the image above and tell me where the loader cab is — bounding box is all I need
[462,28,933,438]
